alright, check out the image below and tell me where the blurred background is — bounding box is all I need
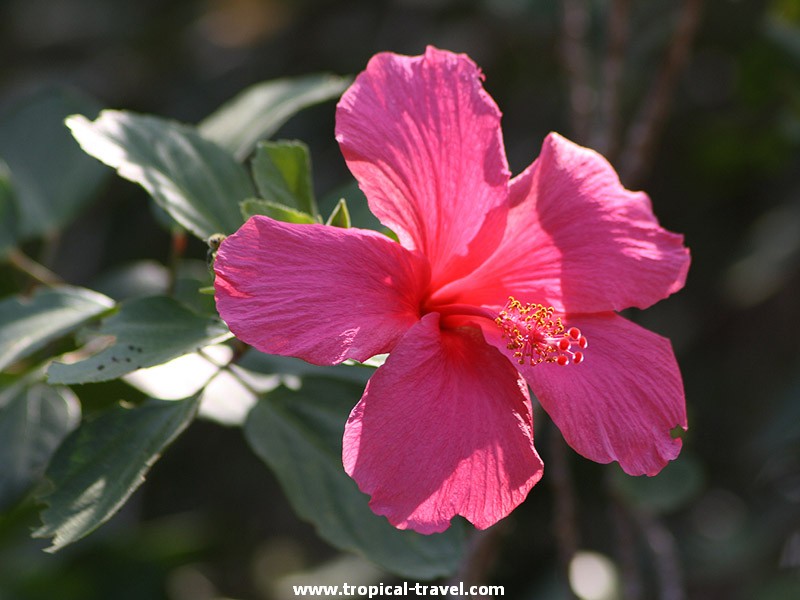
[1,0,800,598]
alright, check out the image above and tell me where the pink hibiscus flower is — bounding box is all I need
[214,47,690,534]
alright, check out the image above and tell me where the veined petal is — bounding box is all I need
[214,216,428,365]
[343,313,542,533]
[335,46,510,287]
[438,133,690,313]
[484,313,687,476]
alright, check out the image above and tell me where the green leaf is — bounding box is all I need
[238,349,373,385]
[239,198,316,225]
[611,455,705,514]
[0,381,80,510]
[0,87,109,240]
[0,160,18,257]
[199,74,351,160]
[67,110,254,240]
[47,296,230,385]
[251,140,317,217]
[244,377,466,579]
[34,394,200,551]
[325,198,351,228]
[765,13,800,67]
[0,286,114,372]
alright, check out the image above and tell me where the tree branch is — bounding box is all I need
[450,524,507,599]
[591,0,632,159]
[635,509,685,600]
[560,0,594,144]
[619,0,704,187]
[549,430,580,599]
[606,473,644,600]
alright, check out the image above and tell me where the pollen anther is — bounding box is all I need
[494,296,588,367]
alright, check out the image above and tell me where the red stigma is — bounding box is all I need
[494,297,588,367]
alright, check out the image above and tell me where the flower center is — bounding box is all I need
[495,296,588,367]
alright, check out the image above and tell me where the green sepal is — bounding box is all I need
[240,198,316,225]
[325,198,352,228]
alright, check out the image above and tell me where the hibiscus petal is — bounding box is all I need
[440,133,690,313]
[343,313,543,534]
[489,313,687,476]
[214,216,428,365]
[335,46,510,287]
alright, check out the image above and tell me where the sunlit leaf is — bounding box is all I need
[122,344,233,402]
[67,110,254,240]
[239,198,316,225]
[0,87,108,240]
[0,381,80,510]
[47,296,230,385]
[237,349,372,385]
[199,74,350,160]
[764,12,800,66]
[244,377,466,579]
[34,394,200,551]
[251,141,317,217]
[0,287,114,372]
[91,260,171,302]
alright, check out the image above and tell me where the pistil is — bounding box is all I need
[495,296,588,366]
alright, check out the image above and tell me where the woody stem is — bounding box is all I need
[549,427,580,599]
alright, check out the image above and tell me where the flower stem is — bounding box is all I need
[197,344,257,395]
[6,248,64,288]
[167,227,188,296]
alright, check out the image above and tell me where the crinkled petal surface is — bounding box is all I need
[438,133,689,313]
[336,46,510,287]
[343,313,542,533]
[482,313,686,476]
[214,216,429,365]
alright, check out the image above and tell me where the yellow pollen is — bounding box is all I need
[495,296,587,367]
